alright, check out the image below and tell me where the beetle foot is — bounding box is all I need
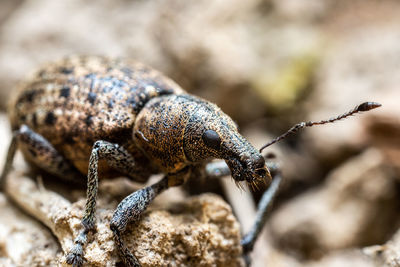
[243,253,252,267]
[66,244,84,267]
[121,253,141,267]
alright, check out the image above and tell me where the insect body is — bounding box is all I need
[0,56,271,267]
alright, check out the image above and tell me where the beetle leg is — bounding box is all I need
[110,176,169,267]
[241,165,281,266]
[205,160,282,265]
[66,140,147,267]
[0,124,82,191]
[0,130,17,191]
[205,160,232,177]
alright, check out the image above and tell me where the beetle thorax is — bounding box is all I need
[133,95,197,174]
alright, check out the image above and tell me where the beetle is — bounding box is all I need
[0,55,381,267]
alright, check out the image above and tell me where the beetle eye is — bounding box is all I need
[202,129,221,149]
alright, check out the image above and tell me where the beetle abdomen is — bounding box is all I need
[9,55,184,174]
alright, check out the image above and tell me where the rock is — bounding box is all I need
[306,11,400,163]
[269,149,398,259]
[365,103,400,177]
[0,193,61,266]
[126,194,243,267]
[308,250,375,267]
[365,230,400,267]
[0,0,23,25]
[3,169,243,266]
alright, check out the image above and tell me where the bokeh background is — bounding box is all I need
[0,0,399,266]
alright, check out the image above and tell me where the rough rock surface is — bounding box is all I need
[365,229,400,267]
[3,170,243,267]
[0,194,61,267]
[307,250,375,267]
[306,8,400,163]
[0,104,243,267]
[269,149,398,259]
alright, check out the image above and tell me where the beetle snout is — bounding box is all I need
[237,153,268,183]
[253,154,265,169]
[255,166,267,177]
[241,153,264,171]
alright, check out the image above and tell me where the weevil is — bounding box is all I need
[0,55,381,267]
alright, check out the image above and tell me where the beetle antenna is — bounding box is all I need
[259,101,381,153]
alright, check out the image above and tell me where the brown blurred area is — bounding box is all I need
[0,0,399,266]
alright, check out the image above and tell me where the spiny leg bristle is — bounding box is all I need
[234,179,246,191]
[247,173,268,192]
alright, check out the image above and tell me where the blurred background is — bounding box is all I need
[0,0,399,266]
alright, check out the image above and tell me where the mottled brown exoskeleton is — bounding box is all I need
[0,56,272,267]
[0,55,381,267]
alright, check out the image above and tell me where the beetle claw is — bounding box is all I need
[66,245,84,267]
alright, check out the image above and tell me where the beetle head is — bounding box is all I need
[183,98,271,188]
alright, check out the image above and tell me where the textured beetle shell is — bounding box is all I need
[134,94,239,174]
[9,56,184,178]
